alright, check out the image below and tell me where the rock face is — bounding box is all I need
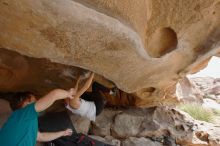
[1,0,220,103]
[122,137,162,146]
[0,48,84,95]
[91,107,220,146]
[190,77,220,103]
[1,98,219,146]
[176,77,204,103]
[175,77,220,104]
[69,112,91,135]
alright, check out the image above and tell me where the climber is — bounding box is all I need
[65,72,113,121]
[0,88,76,146]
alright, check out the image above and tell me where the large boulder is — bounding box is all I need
[175,77,204,103]
[91,109,122,136]
[91,107,220,146]
[0,48,83,95]
[1,1,220,106]
[190,77,220,103]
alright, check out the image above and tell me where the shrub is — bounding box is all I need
[178,103,215,123]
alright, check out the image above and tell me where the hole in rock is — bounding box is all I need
[148,27,178,58]
[144,87,156,92]
[175,125,185,131]
[195,131,209,142]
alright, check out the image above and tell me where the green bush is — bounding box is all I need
[178,103,215,123]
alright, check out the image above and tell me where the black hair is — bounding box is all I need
[0,92,33,111]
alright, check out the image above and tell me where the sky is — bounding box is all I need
[188,56,220,78]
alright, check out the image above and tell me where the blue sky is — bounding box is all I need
[188,56,220,78]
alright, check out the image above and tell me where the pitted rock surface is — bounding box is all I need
[1,0,220,100]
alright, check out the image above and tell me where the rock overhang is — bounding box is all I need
[1,0,220,103]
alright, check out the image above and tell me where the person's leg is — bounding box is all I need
[38,111,77,134]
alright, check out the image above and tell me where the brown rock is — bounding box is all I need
[111,108,157,138]
[91,109,121,136]
[0,48,84,95]
[122,137,163,146]
[148,27,178,58]
[190,77,220,103]
[1,0,220,96]
[153,107,220,146]
[89,135,121,146]
[91,107,220,146]
[205,85,220,95]
[112,112,145,138]
[69,112,91,134]
[176,77,203,103]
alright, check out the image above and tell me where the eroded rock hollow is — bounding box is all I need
[1,0,220,106]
